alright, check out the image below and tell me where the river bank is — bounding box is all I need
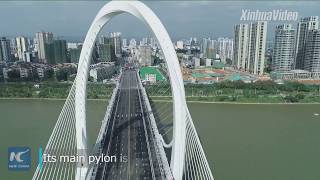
[1,97,320,104]
[0,97,108,101]
[2,81,320,103]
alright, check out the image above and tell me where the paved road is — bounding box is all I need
[95,69,158,180]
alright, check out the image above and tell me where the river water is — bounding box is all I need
[1,99,320,180]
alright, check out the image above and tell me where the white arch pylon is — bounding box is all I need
[75,1,187,179]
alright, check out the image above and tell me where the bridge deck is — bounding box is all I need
[95,69,161,180]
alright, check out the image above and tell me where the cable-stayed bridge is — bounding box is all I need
[32,1,213,180]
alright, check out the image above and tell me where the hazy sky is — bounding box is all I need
[1,1,320,41]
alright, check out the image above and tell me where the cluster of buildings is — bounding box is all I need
[4,15,320,83]
[0,37,15,62]
[0,31,124,65]
[201,37,234,64]
[172,37,241,84]
[89,62,117,82]
[174,17,320,83]
[123,36,159,66]
[0,31,164,82]
[174,37,234,68]
[233,16,320,81]
[0,31,122,82]
[0,62,77,82]
[0,32,69,64]
[271,16,320,80]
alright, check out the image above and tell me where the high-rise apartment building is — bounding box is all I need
[99,35,111,45]
[248,21,267,75]
[201,38,218,59]
[150,37,157,48]
[69,45,82,63]
[0,43,3,62]
[36,32,53,62]
[45,40,67,64]
[129,39,137,48]
[234,21,267,75]
[217,37,233,63]
[0,37,12,62]
[110,32,122,56]
[141,37,148,46]
[16,36,29,61]
[272,24,295,72]
[201,38,208,55]
[207,39,218,59]
[138,45,153,66]
[176,41,184,49]
[99,43,115,62]
[53,40,67,64]
[304,29,320,72]
[10,38,17,56]
[233,24,250,70]
[295,16,319,69]
[190,37,197,47]
[98,36,115,62]
[122,38,127,48]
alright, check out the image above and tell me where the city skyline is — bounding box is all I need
[2,1,320,81]
[1,1,320,40]
[2,2,320,180]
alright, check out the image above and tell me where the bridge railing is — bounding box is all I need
[136,70,173,180]
[137,69,215,180]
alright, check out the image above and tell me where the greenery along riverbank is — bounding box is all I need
[146,80,320,103]
[1,80,320,103]
[0,82,115,99]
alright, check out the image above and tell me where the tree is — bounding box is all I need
[7,70,20,82]
[284,95,299,103]
[56,69,69,81]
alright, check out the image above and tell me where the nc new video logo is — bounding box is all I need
[8,147,31,171]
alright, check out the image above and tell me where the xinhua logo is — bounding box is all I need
[8,147,31,171]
